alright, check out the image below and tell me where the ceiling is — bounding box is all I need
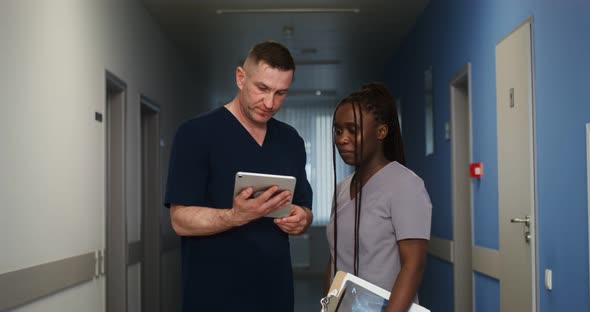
[142,0,430,104]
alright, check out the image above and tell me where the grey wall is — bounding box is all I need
[0,0,207,311]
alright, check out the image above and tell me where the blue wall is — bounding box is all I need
[533,0,590,310]
[419,256,454,311]
[385,0,590,311]
[475,272,500,312]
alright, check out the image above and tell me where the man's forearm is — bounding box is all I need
[170,205,237,236]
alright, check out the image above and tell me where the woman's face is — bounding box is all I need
[333,102,385,167]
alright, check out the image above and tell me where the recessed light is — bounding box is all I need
[216,8,360,15]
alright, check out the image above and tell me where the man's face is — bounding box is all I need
[236,61,293,125]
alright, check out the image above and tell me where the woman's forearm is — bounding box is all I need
[385,263,425,312]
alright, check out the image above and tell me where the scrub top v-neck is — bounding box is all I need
[164,106,313,312]
[225,108,270,148]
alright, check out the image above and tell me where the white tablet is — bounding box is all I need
[233,172,297,218]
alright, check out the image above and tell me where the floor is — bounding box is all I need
[294,275,325,312]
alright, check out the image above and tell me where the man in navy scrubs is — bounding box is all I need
[164,40,313,312]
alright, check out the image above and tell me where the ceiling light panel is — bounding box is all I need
[216,8,360,14]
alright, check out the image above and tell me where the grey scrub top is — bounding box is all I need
[327,161,432,292]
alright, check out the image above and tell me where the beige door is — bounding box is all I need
[496,20,536,311]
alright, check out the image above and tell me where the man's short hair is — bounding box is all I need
[246,41,295,72]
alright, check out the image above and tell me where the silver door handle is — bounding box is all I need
[510,216,531,244]
[510,216,530,226]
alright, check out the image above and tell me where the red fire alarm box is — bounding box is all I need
[470,162,483,178]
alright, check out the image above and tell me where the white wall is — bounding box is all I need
[0,0,207,311]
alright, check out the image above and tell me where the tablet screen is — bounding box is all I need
[336,280,388,312]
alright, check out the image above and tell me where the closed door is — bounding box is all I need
[496,20,536,311]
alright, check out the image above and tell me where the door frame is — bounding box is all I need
[449,63,474,312]
[529,17,540,312]
[139,95,162,312]
[105,70,128,312]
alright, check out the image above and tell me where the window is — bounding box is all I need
[396,97,403,136]
[275,100,353,225]
[424,67,434,156]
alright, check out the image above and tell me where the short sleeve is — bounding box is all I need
[292,135,313,210]
[164,121,209,208]
[390,178,432,241]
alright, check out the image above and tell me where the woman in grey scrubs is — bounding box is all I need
[326,83,432,312]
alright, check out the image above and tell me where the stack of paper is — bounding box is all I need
[321,271,430,312]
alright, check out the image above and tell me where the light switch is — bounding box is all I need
[545,269,552,290]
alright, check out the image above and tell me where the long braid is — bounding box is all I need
[331,107,339,277]
[351,101,359,276]
[355,100,364,276]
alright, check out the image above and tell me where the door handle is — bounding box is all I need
[510,216,530,226]
[510,215,531,243]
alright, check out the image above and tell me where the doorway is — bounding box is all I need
[105,71,128,312]
[140,96,161,312]
[450,63,473,312]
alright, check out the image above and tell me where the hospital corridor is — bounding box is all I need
[1,0,590,311]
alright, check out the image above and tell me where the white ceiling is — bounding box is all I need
[142,0,429,104]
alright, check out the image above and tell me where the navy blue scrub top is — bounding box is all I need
[165,107,313,312]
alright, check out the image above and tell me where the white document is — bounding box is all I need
[322,271,430,312]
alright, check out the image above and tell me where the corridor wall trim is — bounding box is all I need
[0,252,97,311]
[428,236,501,280]
[472,246,501,279]
[0,239,176,311]
[428,236,454,263]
